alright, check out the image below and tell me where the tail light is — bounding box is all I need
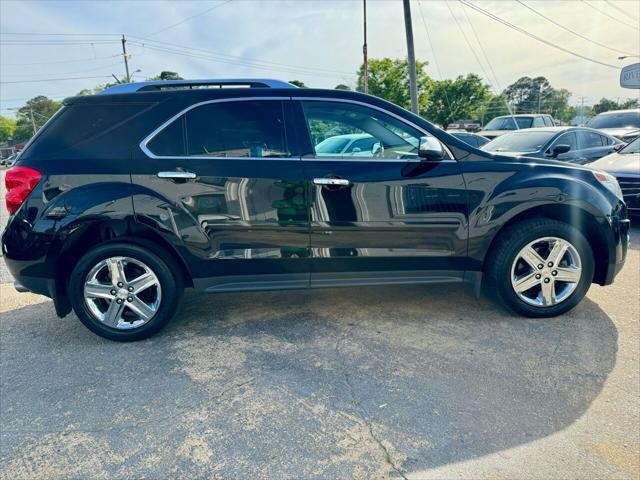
[5,166,42,215]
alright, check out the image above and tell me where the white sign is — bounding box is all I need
[620,63,640,89]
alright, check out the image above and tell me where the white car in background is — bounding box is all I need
[314,133,379,157]
[586,109,640,144]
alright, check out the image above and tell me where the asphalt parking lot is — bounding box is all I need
[0,171,638,478]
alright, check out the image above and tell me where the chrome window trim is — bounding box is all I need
[139,95,456,163]
[139,96,291,160]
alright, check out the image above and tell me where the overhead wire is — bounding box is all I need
[515,0,637,57]
[580,0,640,30]
[459,0,621,69]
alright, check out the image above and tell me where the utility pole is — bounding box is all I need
[363,0,368,94]
[28,108,37,136]
[402,0,418,114]
[121,35,131,83]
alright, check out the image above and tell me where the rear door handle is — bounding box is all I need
[157,171,197,180]
[313,178,350,186]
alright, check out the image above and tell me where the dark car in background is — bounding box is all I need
[481,126,622,164]
[1,79,630,341]
[448,131,490,148]
[479,114,555,140]
[586,109,640,143]
[590,136,640,216]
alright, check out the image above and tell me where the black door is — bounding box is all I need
[294,99,468,287]
[131,98,310,292]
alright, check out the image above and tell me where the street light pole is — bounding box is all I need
[363,0,368,94]
[402,0,419,114]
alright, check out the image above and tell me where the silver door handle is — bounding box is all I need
[313,178,350,186]
[157,171,197,180]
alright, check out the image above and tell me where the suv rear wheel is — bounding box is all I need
[69,243,183,341]
[487,218,595,317]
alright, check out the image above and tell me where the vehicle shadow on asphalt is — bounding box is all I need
[1,282,618,478]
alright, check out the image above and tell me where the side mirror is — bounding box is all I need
[613,143,625,151]
[418,136,445,160]
[371,142,382,156]
[550,144,571,157]
[352,147,361,153]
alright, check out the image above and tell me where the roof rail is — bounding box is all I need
[100,78,296,95]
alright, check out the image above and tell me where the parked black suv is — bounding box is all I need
[2,79,630,341]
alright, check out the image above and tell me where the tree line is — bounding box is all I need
[1,62,638,143]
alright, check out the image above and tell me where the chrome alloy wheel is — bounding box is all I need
[83,256,162,329]
[510,237,582,307]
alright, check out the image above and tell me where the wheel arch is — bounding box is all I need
[53,217,194,316]
[482,203,611,285]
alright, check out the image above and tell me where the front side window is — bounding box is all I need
[301,101,428,160]
[146,100,289,158]
[552,132,578,151]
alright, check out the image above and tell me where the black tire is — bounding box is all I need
[487,218,595,317]
[69,242,183,341]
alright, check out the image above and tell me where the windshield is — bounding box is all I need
[620,136,640,154]
[315,136,351,154]
[483,116,533,130]
[481,131,555,153]
[587,111,640,129]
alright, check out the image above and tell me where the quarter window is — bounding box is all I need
[533,117,545,127]
[301,101,431,160]
[146,100,289,158]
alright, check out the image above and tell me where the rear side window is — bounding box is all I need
[577,130,604,148]
[533,117,545,127]
[543,116,554,127]
[146,100,290,158]
[21,103,154,159]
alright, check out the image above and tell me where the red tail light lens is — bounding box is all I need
[5,166,42,215]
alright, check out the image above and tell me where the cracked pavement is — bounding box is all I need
[1,171,639,478]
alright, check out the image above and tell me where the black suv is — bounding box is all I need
[2,79,630,341]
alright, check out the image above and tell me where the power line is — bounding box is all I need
[140,0,233,39]
[580,0,640,31]
[516,0,637,57]
[129,41,353,80]
[459,1,620,70]
[128,36,354,75]
[604,0,639,21]
[0,53,122,67]
[0,75,114,85]
[444,1,493,87]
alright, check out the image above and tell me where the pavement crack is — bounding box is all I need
[334,321,408,480]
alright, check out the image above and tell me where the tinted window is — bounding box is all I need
[302,101,429,160]
[23,103,153,160]
[552,132,578,151]
[147,100,289,158]
[482,131,555,153]
[587,111,640,129]
[483,116,534,130]
[147,117,185,156]
[576,130,603,149]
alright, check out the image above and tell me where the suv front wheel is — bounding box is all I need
[69,243,183,341]
[488,218,595,317]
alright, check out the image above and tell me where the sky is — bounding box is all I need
[1,0,639,117]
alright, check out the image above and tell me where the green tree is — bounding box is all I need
[592,97,640,114]
[147,71,183,81]
[0,116,17,142]
[504,76,570,117]
[14,96,61,140]
[357,58,433,113]
[480,94,512,124]
[424,74,491,127]
[289,80,307,88]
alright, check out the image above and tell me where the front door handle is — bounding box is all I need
[313,178,350,186]
[157,171,197,180]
